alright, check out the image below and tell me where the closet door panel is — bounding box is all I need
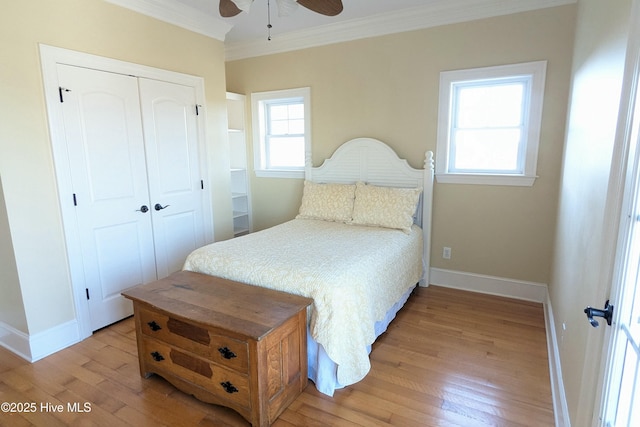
[139,78,207,278]
[150,98,193,193]
[57,64,156,331]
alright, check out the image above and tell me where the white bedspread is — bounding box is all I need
[182,218,423,386]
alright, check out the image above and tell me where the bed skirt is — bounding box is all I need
[306,284,415,396]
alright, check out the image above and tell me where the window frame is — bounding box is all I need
[435,61,547,186]
[251,87,311,179]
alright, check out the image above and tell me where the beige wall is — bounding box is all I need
[226,5,576,284]
[0,0,232,336]
[550,0,633,424]
[0,176,27,332]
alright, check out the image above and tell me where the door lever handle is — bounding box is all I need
[136,205,149,213]
[154,203,170,211]
[584,300,614,328]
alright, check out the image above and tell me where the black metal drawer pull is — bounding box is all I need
[220,381,238,394]
[150,351,165,362]
[147,321,162,331]
[218,347,237,359]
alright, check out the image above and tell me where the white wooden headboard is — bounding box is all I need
[305,137,434,286]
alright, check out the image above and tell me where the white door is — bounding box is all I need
[596,12,640,421]
[593,0,640,427]
[598,81,640,426]
[138,78,207,278]
[601,192,640,426]
[56,65,209,332]
[57,64,156,331]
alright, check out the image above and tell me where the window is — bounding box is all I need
[436,61,546,186]
[251,87,311,178]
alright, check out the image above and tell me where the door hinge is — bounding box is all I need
[85,288,90,300]
[58,87,71,103]
[201,179,204,190]
[72,193,77,206]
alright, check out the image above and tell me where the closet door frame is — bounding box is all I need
[39,44,214,340]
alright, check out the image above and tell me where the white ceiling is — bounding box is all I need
[179,0,429,44]
[105,0,576,60]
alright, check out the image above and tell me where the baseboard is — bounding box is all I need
[429,267,570,427]
[544,294,571,427]
[429,267,548,302]
[0,319,80,362]
[0,321,31,361]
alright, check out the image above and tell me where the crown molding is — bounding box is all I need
[102,0,576,59]
[225,0,576,61]
[104,0,232,41]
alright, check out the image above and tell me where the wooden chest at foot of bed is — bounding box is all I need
[122,270,313,427]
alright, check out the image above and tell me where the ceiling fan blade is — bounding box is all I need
[297,0,343,16]
[219,0,242,17]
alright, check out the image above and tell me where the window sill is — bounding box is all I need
[255,169,304,179]
[435,173,537,187]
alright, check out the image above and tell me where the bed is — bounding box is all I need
[183,137,434,396]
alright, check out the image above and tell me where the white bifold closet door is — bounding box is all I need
[138,77,207,279]
[56,64,207,331]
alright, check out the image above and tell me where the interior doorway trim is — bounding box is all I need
[39,44,213,340]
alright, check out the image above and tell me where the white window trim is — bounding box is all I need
[435,61,547,186]
[251,87,311,179]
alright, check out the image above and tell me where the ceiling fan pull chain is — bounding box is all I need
[267,0,273,40]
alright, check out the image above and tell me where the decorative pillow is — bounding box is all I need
[351,182,422,232]
[296,180,356,222]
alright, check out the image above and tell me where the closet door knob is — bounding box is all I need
[154,203,170,211]
[136,205,149,213]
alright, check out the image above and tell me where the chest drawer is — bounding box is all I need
[141,337,250,409]
[138,307,249,373]
[123,271,312,427]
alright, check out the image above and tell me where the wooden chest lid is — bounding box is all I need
[122,271,312,340]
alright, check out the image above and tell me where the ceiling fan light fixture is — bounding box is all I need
[222,0,343,18]
[220,0,343,40]
[275,0,299,17]
[230,0,253,12]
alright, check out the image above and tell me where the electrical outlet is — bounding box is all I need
[442,247,451,259]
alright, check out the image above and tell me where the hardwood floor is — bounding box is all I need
[0,286,554,426]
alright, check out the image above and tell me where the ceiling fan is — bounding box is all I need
[219,0,344,18]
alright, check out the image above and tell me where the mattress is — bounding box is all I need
[182,218,423,390]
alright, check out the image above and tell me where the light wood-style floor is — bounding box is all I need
[0,286,554,426]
